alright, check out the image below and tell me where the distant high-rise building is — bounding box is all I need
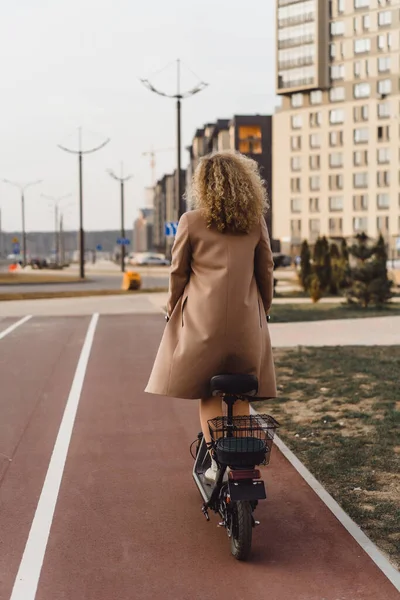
[273,0,400,256]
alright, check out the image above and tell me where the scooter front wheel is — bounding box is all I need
[230,500,252,561]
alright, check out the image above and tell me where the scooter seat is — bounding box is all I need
[210,374,258,397]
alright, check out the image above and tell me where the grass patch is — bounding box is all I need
[254,346,400,567]
[270,302,400,323]
[0,288,168,301]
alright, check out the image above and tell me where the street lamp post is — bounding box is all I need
[108,164,133,272]
[2,179,42,266]
[58,128,110,279]
[140,59,208,218]
[41,194,72,266]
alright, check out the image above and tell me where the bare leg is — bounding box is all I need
[199,396,222,444]
[233,399,250,417]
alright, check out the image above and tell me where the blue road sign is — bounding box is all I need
[116,238,130,246]
[12,242,20,255]
[96,244,103,251]
[164,222,179,237]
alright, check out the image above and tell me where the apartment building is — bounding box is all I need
[186,115,275,243]
[152,169,186,255]
[273,0,400,255]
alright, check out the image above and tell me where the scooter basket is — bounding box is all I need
[208,414,279,467]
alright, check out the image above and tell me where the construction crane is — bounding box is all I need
[142,147,174,187]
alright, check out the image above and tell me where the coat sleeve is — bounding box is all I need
[167,213,192,317]
[254,218,274,314]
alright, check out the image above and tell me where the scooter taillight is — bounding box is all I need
[229,469,261,481]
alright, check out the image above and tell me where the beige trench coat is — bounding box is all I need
[145,210,277,399]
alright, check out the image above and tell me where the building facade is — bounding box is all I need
[186,115,275,244]
[273,0,400,255]
[152,169,186,255]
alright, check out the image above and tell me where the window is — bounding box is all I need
[291,198,302,213]
[310,111,322,127]
[330,130,344,146]
[354,38,371,54]
[330,87,345,102]
[331,21,345,36]
[378,34,385,50]
[377,147,390,163]
[377,216,389,233]
[310,90,323,105]
[354,61,361,77]
[291,177,302,193]
[329,196,344,211]
[378,56,391,73]
[291,115,303,129]
[309,175,320,191]
[291,135,302,150]
[387,32,392,49]
[330,109,345,124]
[331,64,345,80]
[353,150,368,166]
[337,0,345,13]
[378,10,392,26]
[329,217,343,235]
[309,219,320,237]
[290,219,302,238]
[310,133,321,148]
[291,93,304,108]
[309,155,321,170]
[377,170,390,187]
[354,105,369,121]
[329,152,344,167]
[378,101,391,118]
[354,82,370,98]
[330,43,336,59]
[377,125,390,141]
[353,194,368,210]
[362,14,370,29]
[354,172,369,188]
[353,217,368,232]
[353,16,359,33]
[354,127,369,143]
[377,193,390,209]
[377,78,391,95]
[291,156,302,171]
[329,174,344,190]
[309,197,320,213]
[354,0,369,8]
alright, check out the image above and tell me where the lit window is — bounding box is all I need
[378,10,392,27]
[310,90,323,105]
[331,21,345,36]
[354,82,370,98]
[330,109,345,124]
[329,152,344,168]
[354,127,369,143]
[329,196,344,211]
[337,0,345,14]
[331,64,345,80]
[378,78,391,95]
[291,198,302,213]
[291,115,303,129]
[291,93,304,108]
[377,148,390,164]
[353,172,369,188]
[378,56,391,73]
[377,193,390,209]
[354,38,371,54]
[330,87,345,102]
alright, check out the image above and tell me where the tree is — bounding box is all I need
[346,233,392,307]
[329,242,341,295]
[313,236,331,292]
[299,240,312,292]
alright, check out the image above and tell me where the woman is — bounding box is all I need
[145,151,276,480]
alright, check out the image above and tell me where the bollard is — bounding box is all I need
[121,271,141,291]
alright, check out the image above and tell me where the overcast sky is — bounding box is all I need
[0,0,276,232]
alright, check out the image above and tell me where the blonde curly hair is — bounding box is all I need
[189,151,269,234]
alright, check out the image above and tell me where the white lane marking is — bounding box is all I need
[10,313,99,600]
[0,316,32,340]
[251,408,400,592]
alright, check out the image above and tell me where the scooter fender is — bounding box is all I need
[228,479,266,502]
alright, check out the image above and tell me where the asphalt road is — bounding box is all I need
[0,314,398,600]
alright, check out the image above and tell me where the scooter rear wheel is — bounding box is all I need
[230,500,252,561]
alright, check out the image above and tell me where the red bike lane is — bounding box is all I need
[24,315,398,600]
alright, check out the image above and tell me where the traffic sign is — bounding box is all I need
[96,244,103,251]
[165,221,179,237]
[12,242,20,255]
[117,238,130,246]
[12,237,19,244]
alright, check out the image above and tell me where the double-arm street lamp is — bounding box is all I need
[107,164,133,272]
[2,179,42,266]
[41,193,72,265]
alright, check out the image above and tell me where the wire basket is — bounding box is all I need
[208,414,279,467]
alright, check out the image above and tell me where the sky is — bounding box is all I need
[0,0,276,232]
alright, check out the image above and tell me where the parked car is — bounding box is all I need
[138,255,170,266]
